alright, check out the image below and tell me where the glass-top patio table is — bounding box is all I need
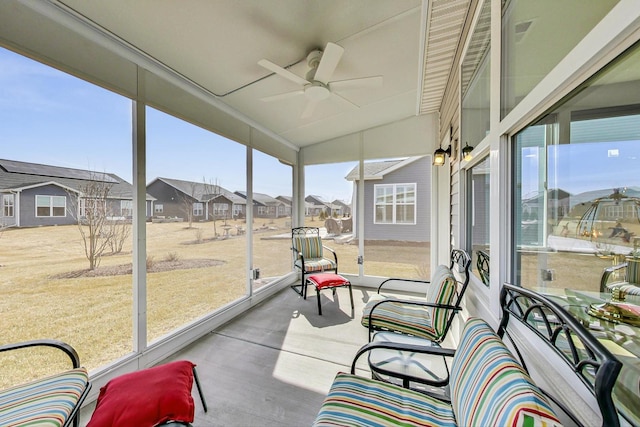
[538,288,640,427]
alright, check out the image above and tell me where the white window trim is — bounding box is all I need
[154,203,163,213]
[373,183,417,225]
[193,202,203,216]
[3,194,15,217]
[35,194,67,218]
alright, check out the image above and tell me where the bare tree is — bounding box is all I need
[179,182,198,229]
[67,177,115,270]
[107,217,131,254]
[203,177,221,237]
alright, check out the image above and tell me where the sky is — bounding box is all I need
[0,47,356,203]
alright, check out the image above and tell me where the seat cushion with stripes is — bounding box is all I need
[313,372,456,427]
[0,367,88,427]
[361,265,457,341]
[607,283,640,296]
[295,258,336,273]
[450,318,561,427]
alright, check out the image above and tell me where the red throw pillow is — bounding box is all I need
[87,360,196,427]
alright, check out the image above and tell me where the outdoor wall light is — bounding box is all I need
[433,145,451,166]
[462,142,473,162]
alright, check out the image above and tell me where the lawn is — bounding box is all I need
[0,217,610,388]
[0,217,429,387]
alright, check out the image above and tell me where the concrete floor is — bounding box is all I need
[81,285,380,426]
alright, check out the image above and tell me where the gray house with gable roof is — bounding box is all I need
[346,156,430,242]
[0,158,154,228]
[146,177,243,221]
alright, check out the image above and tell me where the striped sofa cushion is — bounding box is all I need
[313,372,456,427]
[293,236,324,259]
[0,367,88,427]
[361,265,457,341]
[450,318,561,427]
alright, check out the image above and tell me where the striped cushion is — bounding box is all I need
[424,267,457,336]
[361,265,457,341]
[313,372,456,427]
[361,301,439,341]
[0,367,88,427]
[450,319,560,427]
[607,283,640,296]
[293,236,323,259]
[295,258,336,273]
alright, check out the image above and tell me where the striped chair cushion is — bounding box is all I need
[293,236,324,259]
[0,367,88,427]
[313,372,456,427]
[295,258,336,273]
[424,267,457,336]
[361,265,457,341]
[450,319,560,427]
[361,301,440,341]
[607,283,640,296]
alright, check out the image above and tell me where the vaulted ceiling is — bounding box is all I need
[53,0,470,149]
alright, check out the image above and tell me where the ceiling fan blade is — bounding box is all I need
[314,42,344,84]
[258,59,309,86]
[332,92,359,109]
[329,76,383,91]
[260,90,304,102]
[301,99,320,119]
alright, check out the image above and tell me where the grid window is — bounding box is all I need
[36,195,66,217]
[374,184,416,225]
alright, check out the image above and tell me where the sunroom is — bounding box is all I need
[1,1,639,426]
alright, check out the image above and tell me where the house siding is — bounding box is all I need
[363,157,431,242]
[147,180,194,219]
[21,185,76,227]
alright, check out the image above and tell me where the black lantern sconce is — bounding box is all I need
[434,125,453,166]
[462,142,473,162]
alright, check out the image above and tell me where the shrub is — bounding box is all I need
[165,252,180,262]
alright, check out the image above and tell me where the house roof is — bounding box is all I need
[345,156,426,181]
[235,191,282,206]
[150,177,245,204]
[0,158,154,200]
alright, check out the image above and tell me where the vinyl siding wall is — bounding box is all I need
[362,156,431,242]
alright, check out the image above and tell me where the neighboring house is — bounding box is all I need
[0,158,154,228]
[276,195,293,217]
[345,156,431,242]
[146,177,243,221]
[305,195,329,217]
[234,191,289,218]
[331,199,351,217]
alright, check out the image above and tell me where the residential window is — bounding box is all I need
[36,195,66,217]
[193,202,203,216]
[501,0,617,118]
[512,42,640,293]
[258,206,266,215]
[121,200,133,217]
[3,194,14,217]
[468,156,490,285]
[155,203,163,213]
[374,183,416,224]
[461,0,490,148]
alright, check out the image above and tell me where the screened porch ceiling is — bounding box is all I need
[16,0,471,155]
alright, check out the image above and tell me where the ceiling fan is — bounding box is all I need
[258,42,383,119]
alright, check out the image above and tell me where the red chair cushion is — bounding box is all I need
[87,360,196,427]
[308,273,349,290]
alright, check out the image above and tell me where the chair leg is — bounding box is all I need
[317,287,322,315]
[192,366,208,413]
[348,283,354,310]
